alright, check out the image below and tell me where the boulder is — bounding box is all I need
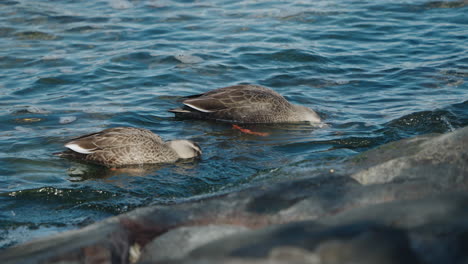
[347,126,468,185]
[137,225,249,263]
[165,193,468,264]
[0,217,127,264]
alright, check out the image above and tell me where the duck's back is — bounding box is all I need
[173,85,296,123]
[62,127,178,167]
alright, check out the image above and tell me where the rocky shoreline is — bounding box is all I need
[1,126,467,264]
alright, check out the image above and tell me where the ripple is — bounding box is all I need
[238,49,330,67]
[0,27,15,37]
[424,0,468,9]
[14,31,59,40]
[108,0,133,9]
[0,56,34,69]
[381,109,461,140]
[35,77,70,85]
[48,15,86,24]
[0,0,19,6]
[65,25,100,33]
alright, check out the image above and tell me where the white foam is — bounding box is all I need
[108,0,132,9]
[59,116,77,124]
[26,106,50,114]
[175,54,203,64]
[42,54,64,60]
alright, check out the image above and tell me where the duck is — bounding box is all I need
[55,127,201,167]
[168,84,321,124]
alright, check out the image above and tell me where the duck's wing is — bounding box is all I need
[180,85,285,113]
[65,127,162,154]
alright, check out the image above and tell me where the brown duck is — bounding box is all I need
[169,84,321,124]
[55,127,201,167]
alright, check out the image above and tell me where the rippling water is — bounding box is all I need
[0,0,467,248]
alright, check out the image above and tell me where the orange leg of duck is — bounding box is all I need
[232,124,270,136]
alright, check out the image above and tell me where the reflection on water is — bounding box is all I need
[66,159,200,182]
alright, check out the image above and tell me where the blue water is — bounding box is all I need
[0,0,467,248]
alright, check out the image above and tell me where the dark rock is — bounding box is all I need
[157,251,321,264]
[182,193,468,264]
[185,221,420,264]
[347,126,468,184]
[137,225,249,263]
[0,217,127,264]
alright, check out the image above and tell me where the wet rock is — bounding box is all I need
[157,247,322,264]
[175,193,468,264]
[186,222,419,264]
[0,217,126,264]
[347,126,468,184]
[318,192,468,264]
[15,31,58,40]
[137,225,249,263]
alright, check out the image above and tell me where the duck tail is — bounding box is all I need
[53,151,66,157]
[53,150,82,159]
[168,108,191,113]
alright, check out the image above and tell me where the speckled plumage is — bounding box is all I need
[56,127,201,167]
[169,84,321,124]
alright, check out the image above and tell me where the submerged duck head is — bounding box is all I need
[167,140,202,159]
[292,104,322,123]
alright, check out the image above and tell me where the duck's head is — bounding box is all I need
[293,105,322,123]
[167,140,202,159]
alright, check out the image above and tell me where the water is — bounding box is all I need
[0,0,467,248]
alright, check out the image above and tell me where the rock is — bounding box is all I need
[156,247,322,264]
[137,225,249,263]
[347,126,468,184]
[186,222,420,264]
[0,217,126,264]
[179,193,468,264]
